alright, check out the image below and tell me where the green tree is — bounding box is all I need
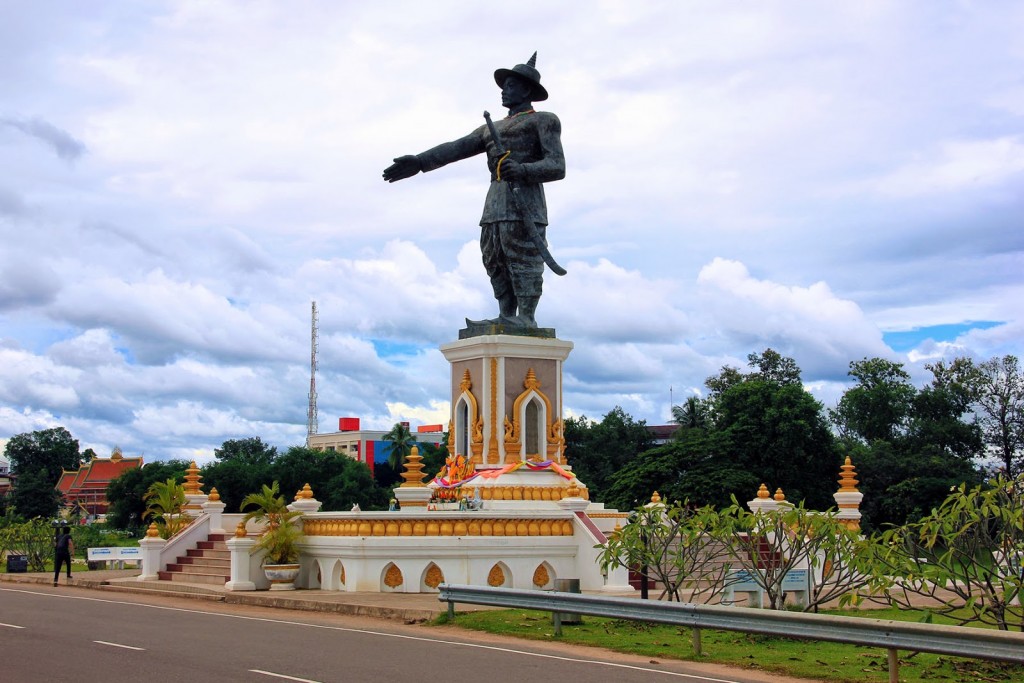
[671,396,708,431]
[105,460,190,530]
[830,358,915,443]
[382,422,415,471]
[416,438,449,481]
[710,354,839,509]
[270,446,390,511]
[214,437,278,466]
[201,437,277,511]
[564,407,654,503]
[10,466,62,520]
[867,474,1024,631]
[4,427,81,485]
[832,358,983,529]
[144,478,188,539]
[240,481,303,565]
[974,354,1024,476]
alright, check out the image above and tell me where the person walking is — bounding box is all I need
[53,525,74,586]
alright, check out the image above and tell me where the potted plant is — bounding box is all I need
[240,481,304,590]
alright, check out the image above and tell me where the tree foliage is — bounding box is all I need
[10,466,62,520]
[4,427,81,483]
[143,478,188,539]
[105,460,190,530]
[564,407,654,503]
[974,355,1024,476]
[240,481,303,565]
[866,474,1024,631]
[600,499,875,611]
[832,358,984,529]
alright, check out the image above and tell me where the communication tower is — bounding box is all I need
[306,301,319,445]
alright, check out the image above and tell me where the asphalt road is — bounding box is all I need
[0,585,797,683]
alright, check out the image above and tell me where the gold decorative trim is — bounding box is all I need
[505,368,558,461]
[384,563,403,588]
[183,461,202,495]
[837,456,860,492]
[455,370,485,465]
[586,512,629,519]
[533,563,550,588]
[424,563,444,589]
[488,564,506,587]
[400,446,428,487]
[303,517,574,537]
[488,357,499,464]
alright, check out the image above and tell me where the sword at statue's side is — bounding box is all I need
[483,111,567,276]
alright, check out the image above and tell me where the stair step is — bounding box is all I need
[166,573,227,589]
[196,541,228,551]
[174,558,230,571]
[186,548,229,560]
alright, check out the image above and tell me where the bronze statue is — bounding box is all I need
[383,53,565,332]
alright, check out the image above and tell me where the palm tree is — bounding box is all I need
[383,422,415,471]
[672,396,709,431]
[143,478,187,539]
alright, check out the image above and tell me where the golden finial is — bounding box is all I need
[208,487,221,502]
[183,460,202,495]
[235,521,247,538]
[296,483,314,500]
[399,445,427,487]
[611,521,622,539]
[773,488,786,502]
[110,446,123,461]
[146,522,160,538]
[757,483,770,499]
[524,367,540,390]
[566,479,580,498]
[837,456,860,492]
[651,491,662,504]
[460,369,473,393]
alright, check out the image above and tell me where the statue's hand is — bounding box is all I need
[500,159,525,182]
[383,155,422,182]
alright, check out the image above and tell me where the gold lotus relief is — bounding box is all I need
[384,564,403,588]
[487,564,506,587]
[424,563,444,589]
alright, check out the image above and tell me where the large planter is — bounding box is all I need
[264,563,300,591]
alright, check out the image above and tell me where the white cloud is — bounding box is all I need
[0,1,1021,459]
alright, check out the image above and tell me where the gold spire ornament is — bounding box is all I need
[183,461,202,495]
[837,456,860,492]
[400,446,428,487]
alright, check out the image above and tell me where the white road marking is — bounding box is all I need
[0,622,26,629]
[0,587,742,682]
[250,670,321,683]
[94,640,145,651]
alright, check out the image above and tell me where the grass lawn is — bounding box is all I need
[435,607,1024,683]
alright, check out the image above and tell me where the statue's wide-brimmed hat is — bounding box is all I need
[494,52,548,102]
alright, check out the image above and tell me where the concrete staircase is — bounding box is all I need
[158,533,230,586]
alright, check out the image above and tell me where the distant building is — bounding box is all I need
[647,425,678,445]
[0,455,12,498]
[307,417,446,472]
[56,447,142,518]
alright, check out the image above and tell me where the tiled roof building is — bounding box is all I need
[56,447,142,518]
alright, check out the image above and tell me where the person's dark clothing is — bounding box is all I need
[53,531,73,584]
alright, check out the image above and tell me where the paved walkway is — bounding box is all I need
[0,568,500,622]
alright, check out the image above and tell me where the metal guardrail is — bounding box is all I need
[438,584,1024,683]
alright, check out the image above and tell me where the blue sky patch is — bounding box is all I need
[883,321,1002,352]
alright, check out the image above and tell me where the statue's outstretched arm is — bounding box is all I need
[383,155,422,183]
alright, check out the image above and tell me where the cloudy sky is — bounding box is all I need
[1,1,1022,464]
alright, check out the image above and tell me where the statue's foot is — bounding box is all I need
[465,316,503,327]
[499,314,538,329]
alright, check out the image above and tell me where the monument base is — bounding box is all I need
[460,320,556,339]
